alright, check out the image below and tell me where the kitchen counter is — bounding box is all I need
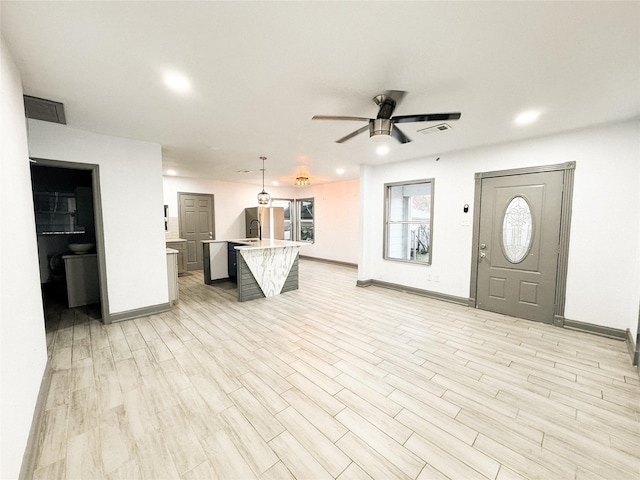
[202,239,307,301]
[205,238,308,249]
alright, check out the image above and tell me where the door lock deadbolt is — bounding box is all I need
[480,243,487,250]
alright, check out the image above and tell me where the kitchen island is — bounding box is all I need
[202,239,307,301]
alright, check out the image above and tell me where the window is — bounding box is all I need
[297,198,314,243]
[271,197,314,243]
[384,179,433,264]
[502,195,533,263]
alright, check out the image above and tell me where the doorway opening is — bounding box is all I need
[30,159,107,328]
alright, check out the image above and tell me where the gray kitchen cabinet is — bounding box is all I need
[166,239,187,274]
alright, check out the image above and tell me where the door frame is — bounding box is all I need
[29,157,110,323]
[469,161,575,327]
[177,192,215,270]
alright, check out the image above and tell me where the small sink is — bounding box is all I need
[68,243,95,254]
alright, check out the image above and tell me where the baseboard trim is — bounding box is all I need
[563,318,627,341]
[626,328,638,367]
[300,255,357,269]
[358,281,633,354]
[19,361,53,480]
[107,302,171,323]
[356,278,469,306]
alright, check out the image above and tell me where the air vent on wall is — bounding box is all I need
[417,123,451,134]
[23,95,66,124]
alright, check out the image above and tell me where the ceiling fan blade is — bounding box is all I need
[336,124,370,143]
[312,115,371,122]
[391,125,411,144]
[392,112,462,124]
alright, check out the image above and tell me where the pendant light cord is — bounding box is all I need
[257,156,270,205]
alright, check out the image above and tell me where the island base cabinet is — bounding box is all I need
[228,242,240,280]
[237,253,298,302]
[209,242,228,281]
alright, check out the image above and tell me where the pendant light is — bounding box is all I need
[257,156,271,205]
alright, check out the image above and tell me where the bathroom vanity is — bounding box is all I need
[63,253,100,307]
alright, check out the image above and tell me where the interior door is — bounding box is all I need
[476,170,564,323]
[178,193,214,271]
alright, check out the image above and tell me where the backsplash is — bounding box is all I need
[165,217,180,239]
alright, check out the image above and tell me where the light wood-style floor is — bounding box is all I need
[35,260,640,479]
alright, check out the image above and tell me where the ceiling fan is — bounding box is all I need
[312,90,461,144]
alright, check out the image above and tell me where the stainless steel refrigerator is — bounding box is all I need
[245,207,285,240]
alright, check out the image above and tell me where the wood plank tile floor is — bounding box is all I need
[36,260,640,479]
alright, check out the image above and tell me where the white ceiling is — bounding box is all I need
[2,1,638,186]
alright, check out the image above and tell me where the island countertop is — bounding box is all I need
[202,238,308,250]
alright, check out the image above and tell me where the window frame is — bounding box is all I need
[271,197,315,244]
[296,197,315,244]
[383,178,434,265]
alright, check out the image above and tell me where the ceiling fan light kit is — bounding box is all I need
[313,90,461,144]
[369,118,393,141]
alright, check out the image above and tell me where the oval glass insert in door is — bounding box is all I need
[501,195,533,263]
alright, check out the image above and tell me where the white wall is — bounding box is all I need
[162,176,296,240]
[293,180,359,264]
[162,177,360,264]
[28,121,168,315]
[0,35,48,480]
[360,120,640,338]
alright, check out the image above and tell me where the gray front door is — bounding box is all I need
[476,170,564,324]
[178,193,214,271]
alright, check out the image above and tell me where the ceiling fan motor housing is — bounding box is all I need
[369,118,393,140]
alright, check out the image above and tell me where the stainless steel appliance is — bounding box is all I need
[245,207,284,240]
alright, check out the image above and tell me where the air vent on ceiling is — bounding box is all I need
[418,123,451,135]
[23,95,66,124]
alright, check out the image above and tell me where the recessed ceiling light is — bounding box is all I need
[376,145,390,156]
[514,110,541,126]
[336,168,345,175]
[272,181,279,186]
[163,73,191,94]
[166,169,177,176]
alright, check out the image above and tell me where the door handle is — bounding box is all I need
[480,252,486,258]
[209,231,213,239]
[480,244,487,250]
